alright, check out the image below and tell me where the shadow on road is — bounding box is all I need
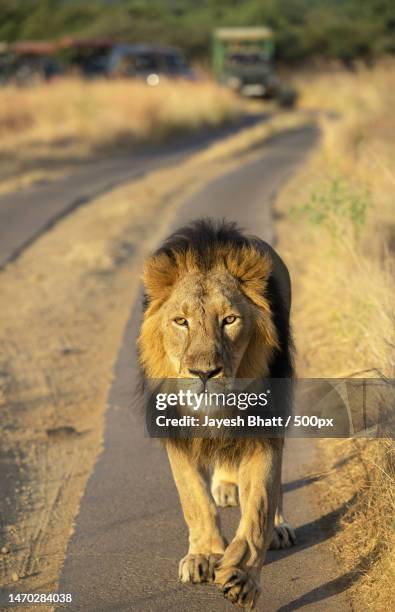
[282,472,325,494]
[277,544,376,611]
[267,494,358,566]
[281,448,359,495]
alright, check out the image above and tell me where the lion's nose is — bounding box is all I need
[188,367,223,383]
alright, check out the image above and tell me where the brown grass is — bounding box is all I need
[0,77,244,192]
[276,61,395,609]
[317,437,395,609]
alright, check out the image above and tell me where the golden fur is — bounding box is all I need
[138,220,295,609]
[139,242,279,381]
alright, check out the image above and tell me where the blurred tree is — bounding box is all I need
[0,0,393,63]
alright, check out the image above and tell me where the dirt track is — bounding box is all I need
[0,116,266,269]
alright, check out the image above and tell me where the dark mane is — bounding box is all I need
[154,218,249,271]
[144,218,293,378]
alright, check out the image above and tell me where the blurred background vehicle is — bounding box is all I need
[101,43,194,83]
[0,40,61,85]
[0,37,194,85]
[59,37,118,78]
[212,27,297,107]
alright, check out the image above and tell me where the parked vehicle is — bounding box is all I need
[60,38,194,83]
[212,27,297,106]
[0,38,194,86]
[0,41,61,85]
[59,37,118,77]
[108,44,194,83]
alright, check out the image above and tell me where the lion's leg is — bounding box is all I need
[211,462,239,507]
[269,448,296,550]
[215,442,281,609]
[166,442,226,584]
[269,484,296,550]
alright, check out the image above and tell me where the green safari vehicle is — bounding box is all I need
[212,27,297,106]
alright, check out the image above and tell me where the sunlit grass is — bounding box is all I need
[278,60,395,609]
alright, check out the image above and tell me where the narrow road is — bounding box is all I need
[57,125,352,611]
[0,115,264,269]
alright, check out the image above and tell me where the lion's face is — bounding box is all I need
[160,269,255,379]
[138,241,279,381]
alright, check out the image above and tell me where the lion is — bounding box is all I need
[138,219,296,609]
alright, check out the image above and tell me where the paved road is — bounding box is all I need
[58,124,351,611]
[0,115,264,269]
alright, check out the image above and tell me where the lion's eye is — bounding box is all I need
[174,317,188,327]
[223,315,237,326]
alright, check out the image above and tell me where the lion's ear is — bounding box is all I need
[226,246,278,352]
[226,246,272,307]
[142,252,179,302]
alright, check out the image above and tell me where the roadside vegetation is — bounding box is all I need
[276,60,394,609]
[0,77,244,192]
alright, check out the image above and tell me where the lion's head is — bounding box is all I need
[138,219,281,382]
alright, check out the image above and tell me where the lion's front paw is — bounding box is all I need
[212,481,238,507]
[179,553,222,584]
[269,521,296,550]
[215,566,260,609]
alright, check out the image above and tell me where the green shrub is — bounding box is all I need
[292,175,370,240]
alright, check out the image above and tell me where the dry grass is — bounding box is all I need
[0,77,244,192]
[276,61,395,609]
[317,437,395,609]
[279,61,395,379]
